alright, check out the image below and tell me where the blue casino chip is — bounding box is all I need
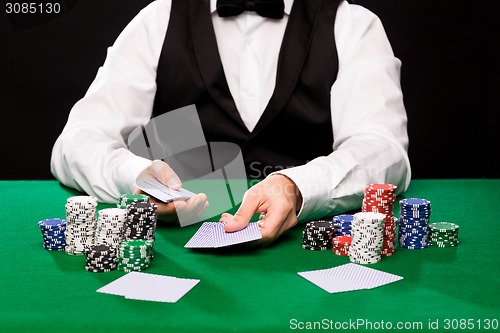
[398,198,431,250]
[332,214,354,236]
[38,218,67,251]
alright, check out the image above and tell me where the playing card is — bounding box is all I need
[136,178,195,203]
[298,263,403,293]
[97,272,200,303]
[185,222,262,248]
[96,272,138,297]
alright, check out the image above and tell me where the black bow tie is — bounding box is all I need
[217,0,285,19]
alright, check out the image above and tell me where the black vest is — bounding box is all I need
[153,0,341,178]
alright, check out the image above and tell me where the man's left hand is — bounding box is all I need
[219,174,302,246]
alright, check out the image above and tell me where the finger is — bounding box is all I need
[132,187,176,218]
[224,191,260,233]
[257,212,282,241]
[274,211,297,240]
[193,193,207,207]
[193,200,209,218]
[219,213,233,223]
[151,160,182,190]
[257,206,296,245]
[179,193,207,213]
[155,192,206,222]
[186,200,209,221]
[155,201,179,216]
[134,188,184,216]
[171,194,208,225]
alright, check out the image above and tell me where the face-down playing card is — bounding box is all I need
[96,271,200,303]
[298,263,403,294]
[185,222,262,248]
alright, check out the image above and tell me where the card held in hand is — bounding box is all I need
[136,178,195,203]
[185,222,262,248]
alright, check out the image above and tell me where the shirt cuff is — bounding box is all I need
[269,160,340,222]
[112,151,153,197]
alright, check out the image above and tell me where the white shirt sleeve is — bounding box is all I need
[276,1,411,221]
[52,0,410,214]
[50,0,172,202]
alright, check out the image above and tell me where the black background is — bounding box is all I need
[0,0,498,180]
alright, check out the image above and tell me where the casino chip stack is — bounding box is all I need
[84,244,117,272]
[65,196,98,255]
[361,184,397,256]
[331,235,352,256]
[332,214,354,236]
[302,220,335,250]
[398,198,431,250]
[117,239,154,272]
[429,222,459,247]
[348,212,386,264]
[94,208,127,249]
[125,202,157,241]
[117,193,150,209]
[38,218,66,251]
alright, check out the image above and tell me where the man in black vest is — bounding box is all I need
[51,0,410,245]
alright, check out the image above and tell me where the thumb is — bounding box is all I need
[224,191,258,233]
[151,160,181,190]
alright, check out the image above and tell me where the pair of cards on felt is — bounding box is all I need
[97,264,404,303]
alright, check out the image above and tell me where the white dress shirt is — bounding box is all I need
[51,0,411,221]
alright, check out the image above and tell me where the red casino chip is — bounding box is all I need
[361,184,397,257]
[331,235,352,256]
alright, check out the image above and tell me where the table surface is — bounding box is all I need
[1,179,499,333]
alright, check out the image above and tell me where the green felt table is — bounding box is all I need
[1,179,499,333]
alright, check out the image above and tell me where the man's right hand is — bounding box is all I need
[134,160,208,224]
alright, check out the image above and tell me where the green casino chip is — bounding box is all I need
[429,222,459,248]
[117,193,150,209]
[429,222,459,232]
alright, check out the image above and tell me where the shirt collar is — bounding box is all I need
[210,0,293,15]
